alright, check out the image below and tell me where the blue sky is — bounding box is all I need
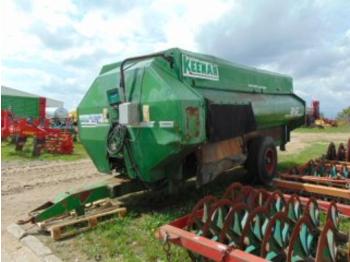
[1,0,349,117]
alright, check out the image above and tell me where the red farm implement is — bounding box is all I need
[156,183,350,262]
[44,130,73,154]
[1,110,13,139]
[1,110,74,156]
[274,140,350,204]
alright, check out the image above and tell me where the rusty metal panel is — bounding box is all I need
[200,137,243,164]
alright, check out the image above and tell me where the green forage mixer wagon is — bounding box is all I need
[21,48,305,224]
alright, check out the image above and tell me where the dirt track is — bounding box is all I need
[1,132,349,261]
[1,159,104,261]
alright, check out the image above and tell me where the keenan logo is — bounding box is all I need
[182,54,219,81]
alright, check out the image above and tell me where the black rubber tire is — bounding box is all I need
[245,136,277,185]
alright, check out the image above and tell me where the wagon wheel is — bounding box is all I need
[326,142,337,161]
[240,207,269,256]
[287,194,303,224]
[186,195,217,235]
[222,183,242,201]
[264,191,287,216]
[315,219,338,262]
[303,198,320,228]
[219,203,250,247]
[261,211,291,261]
[201,199,234,241]
[337,143,346,161]
[287,216,318,262]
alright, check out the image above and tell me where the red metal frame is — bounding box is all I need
[156,190,350,261]
[39,97,46,120]
[279,173,350,187]
[274,178,350,200]
[1,109,73,155]
[157,216,266,262]
[1,110,13,139]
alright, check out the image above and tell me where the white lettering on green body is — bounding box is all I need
[182,54,219,81]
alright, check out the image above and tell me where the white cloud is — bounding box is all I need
[1,0,349,117]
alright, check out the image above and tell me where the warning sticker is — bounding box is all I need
[79,114,109,127]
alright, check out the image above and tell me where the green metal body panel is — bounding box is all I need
[78,48,305,184]
[1,95,41,118]
[33,183,110,222]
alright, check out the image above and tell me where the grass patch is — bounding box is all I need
[75,213,188,262]
[1,138,88,161]
[278,142,328,171]
[295,124,350,133]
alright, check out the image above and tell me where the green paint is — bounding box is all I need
[78,48,305,184]
[1,95,41,118]
[34,183,111,222]
[182,54,219,80]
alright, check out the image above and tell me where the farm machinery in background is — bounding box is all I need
[1,108,74,156]
[275,139,350,202]
[306,100,338,128]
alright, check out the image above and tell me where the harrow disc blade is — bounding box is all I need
[287,195,303,224]
[327,142,337,161]
[304,198,320,228]
[240,207,269,255]
[315,220,338,262]
[341,166,349,178]
[220,203,250,247]
[186,195,217,236]
[326,202,339,228]
[261,212,291,262]
[256,189,270,207]
[337,143,346,162]
[287,217,317,262]
[204,199,233,241]
[265,191,287,216]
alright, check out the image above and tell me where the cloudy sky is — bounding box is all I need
[1,0,349,117]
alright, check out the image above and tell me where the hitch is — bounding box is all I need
[18,177,144,224]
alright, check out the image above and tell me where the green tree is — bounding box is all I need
[337,106,350,121]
